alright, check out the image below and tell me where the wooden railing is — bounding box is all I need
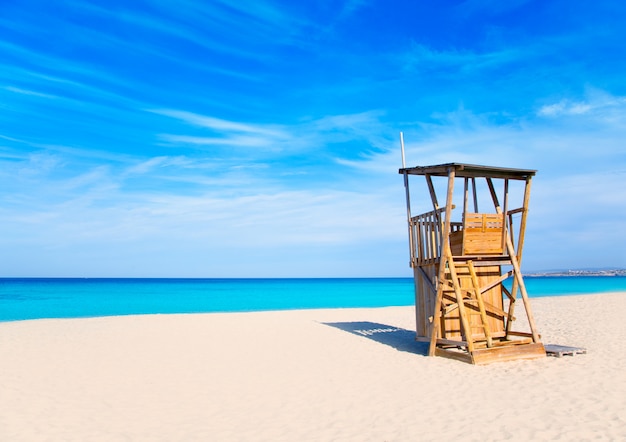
[410,208,448,266]
[410,207,525,266]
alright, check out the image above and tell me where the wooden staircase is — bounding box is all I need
[443,260,494,349]
[433,252,546,364]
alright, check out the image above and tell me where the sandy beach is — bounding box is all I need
[1,293,625,441]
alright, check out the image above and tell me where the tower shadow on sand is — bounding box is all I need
[323,321,428,356]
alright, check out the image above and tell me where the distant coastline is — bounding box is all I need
[527,269,626,277]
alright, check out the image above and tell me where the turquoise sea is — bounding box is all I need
[1,276,625,322]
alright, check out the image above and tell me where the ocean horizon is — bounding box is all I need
[1,276,625,322]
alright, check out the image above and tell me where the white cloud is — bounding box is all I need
[150,109,287,137]
[151,109,394,165]
[402,43,527,74]
[3,86,58,99]
[158,134,273,148]
[537,92,626,118]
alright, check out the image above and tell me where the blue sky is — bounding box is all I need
[1,0,625,277]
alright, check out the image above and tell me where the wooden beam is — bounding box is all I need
[463,177,468,212]
[478,270,513,294]
[506,234,540,343]
[417,336,468,347]
[434,347,474,364]
[505,176,533,337]
[486,177,500,212]
[502,179,509,253]
[471,177,478,212]
[468,261,493,348]
[429,167,456,356]
[417,266,437,295]
[517,176,533,264]
[425,174,439,214]
[470,343,545,365]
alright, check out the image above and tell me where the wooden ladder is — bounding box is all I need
[443,260,494,349]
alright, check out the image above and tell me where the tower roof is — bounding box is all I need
[399,163,536,180]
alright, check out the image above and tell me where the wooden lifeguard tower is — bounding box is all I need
[399,160,546,364]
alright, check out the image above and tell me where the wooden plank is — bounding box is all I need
[465,259,512,266]
[506,331,536,338]
[491,337,533,346]
[434,347,474,364]
[416,265,438,338]
[417,336,468,347]
[478,270,513,295]
[471,343,546,365]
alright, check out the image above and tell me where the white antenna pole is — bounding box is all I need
[400,131,406,169]
[400,131,414,268]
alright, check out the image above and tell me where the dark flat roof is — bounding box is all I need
[399,163,536,180]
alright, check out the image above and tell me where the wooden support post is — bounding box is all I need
[463,178,469,218]
[486,177,500,212]
[425,175,442,234]
[468,261,493,348]
[505,176,533,337]
[502,179,509,253]
[506,234,540,343]
[471,177,478,212]
[429,168,456,356]
[517,177,533,264]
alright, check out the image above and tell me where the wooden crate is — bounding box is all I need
[450,213,505,255]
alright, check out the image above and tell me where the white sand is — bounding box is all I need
[1,293,625,441]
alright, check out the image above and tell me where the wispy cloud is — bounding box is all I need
[151,109,288,138]
[151,109,392,163]
[158,134,275,148]
[3,86,58,99]
[402,42,530,75]
[537,92,626,119]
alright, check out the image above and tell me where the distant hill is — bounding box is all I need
[526,269,626,277]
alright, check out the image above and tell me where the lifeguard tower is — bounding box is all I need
[399,160,546,364]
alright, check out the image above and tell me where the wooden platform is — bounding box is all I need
[544,344,587,358]
[435,342,546,365]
